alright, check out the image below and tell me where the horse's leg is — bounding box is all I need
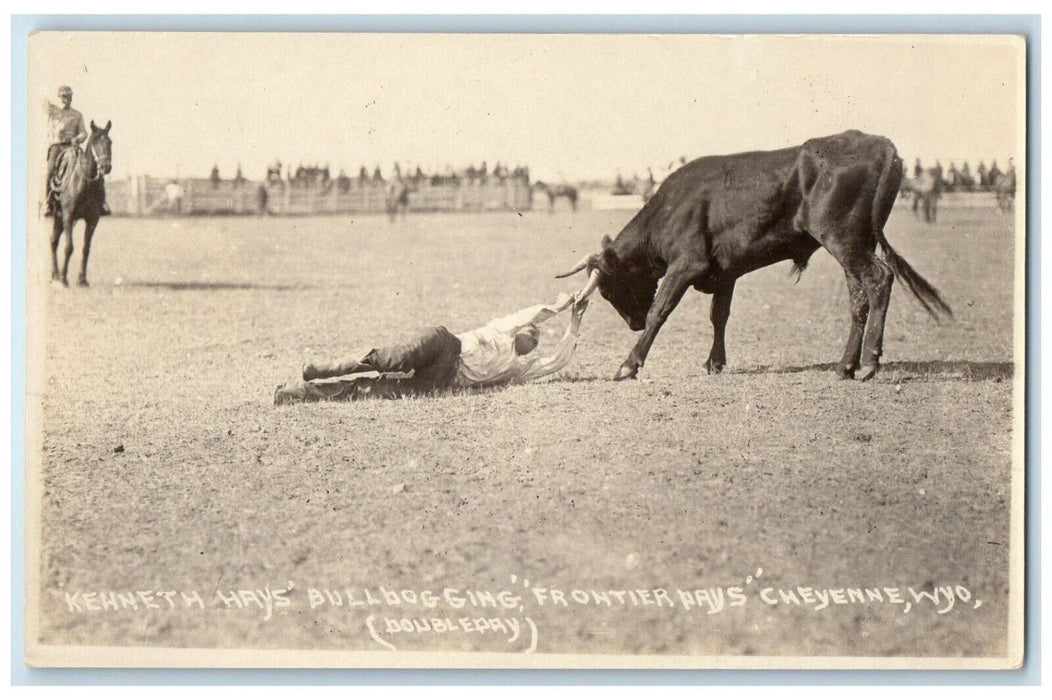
[50,215,63,282]
[77,215,98,287]
[59,212,75,286]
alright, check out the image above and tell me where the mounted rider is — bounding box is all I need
[44,85,109,216]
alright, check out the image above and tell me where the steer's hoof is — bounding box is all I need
[302,362,319,381]
[857,364,880,382]
[705,359,725,375]
[613,364,638,381]
[77,278,89,288]
[837,365,856,380]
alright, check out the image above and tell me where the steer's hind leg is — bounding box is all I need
[837,270,869,379]
[705,280,735,374]
[615,267,696,381]
[856,254,894,381]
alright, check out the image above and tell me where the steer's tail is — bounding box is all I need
[872,144,954,320]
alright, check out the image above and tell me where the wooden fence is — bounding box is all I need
[105,177,534,216]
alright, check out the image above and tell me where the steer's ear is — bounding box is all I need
[601,234,613,249]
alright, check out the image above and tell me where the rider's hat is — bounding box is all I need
[57,85,72,96]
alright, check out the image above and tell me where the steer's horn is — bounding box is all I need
[555,251,593,279]
[577,269,601,300]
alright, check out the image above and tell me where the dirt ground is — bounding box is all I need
[28,201,1020,665]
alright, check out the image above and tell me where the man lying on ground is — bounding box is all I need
[274,274,599,405]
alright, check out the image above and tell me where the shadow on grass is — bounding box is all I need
[736,360,1013,380]
[121,280,302,291]
[275,374,607,406]
[546,375,605,385]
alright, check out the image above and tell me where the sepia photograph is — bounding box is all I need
[22,29,1026,669]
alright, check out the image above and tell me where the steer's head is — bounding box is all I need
[556,235,658,332]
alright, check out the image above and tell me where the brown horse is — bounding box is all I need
[533,181,578,212]
[49,120,112,287]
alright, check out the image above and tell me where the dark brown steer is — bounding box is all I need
[560,130,952,381]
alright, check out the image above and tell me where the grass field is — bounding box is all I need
[29,201,1020,664]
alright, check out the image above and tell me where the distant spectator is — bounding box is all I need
[947,162,958,188]
[210,164,220,188]
[988,160,1002,187]
[959,162,974,192]
[266,159,283,184]
[977,161,988,188]
[914,158,923,178]
[257,184,269,215]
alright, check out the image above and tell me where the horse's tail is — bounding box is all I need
[872,143,952,320]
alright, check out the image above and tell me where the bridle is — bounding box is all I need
[84,134,110,181]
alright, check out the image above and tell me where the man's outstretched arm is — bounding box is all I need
[485,293,575,335]
[518,298,589,382]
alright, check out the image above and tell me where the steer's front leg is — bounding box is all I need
[614,268,695,381]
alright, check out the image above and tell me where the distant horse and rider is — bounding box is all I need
[532,181,578,212]
[47,120,113,287]
[900,158,1017,222]
[900,168,943,224]
[385,179,412,221]
[993,165,1016,213]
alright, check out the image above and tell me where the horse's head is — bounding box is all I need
[87,120,113,176]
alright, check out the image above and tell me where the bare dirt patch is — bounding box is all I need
[32,204,1016,659]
